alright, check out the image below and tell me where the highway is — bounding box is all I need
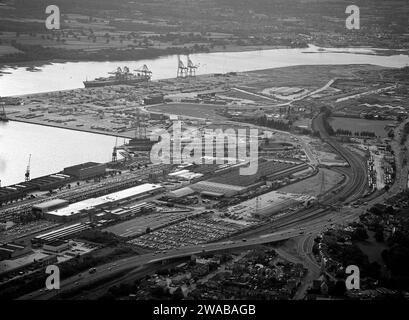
[20,112,370,300]
[20,206,359,300]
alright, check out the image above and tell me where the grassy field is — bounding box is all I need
[329,117,397,138]
[148,102,228,120]
[278,168,344,196]
[246,64,387,89]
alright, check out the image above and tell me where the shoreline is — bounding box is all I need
[8,117,134,139]
[1,44,406,72]
[0,45,297,71]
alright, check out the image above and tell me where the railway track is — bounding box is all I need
[233,112,368,239]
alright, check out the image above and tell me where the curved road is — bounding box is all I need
[21,112,369,300]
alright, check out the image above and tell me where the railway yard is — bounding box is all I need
[1,62,409,300]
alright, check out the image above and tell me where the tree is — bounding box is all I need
[375,229,384,242]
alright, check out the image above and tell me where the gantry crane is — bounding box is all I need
[135,64,152,80]
[187,55,198,77]
[177,55,188,78]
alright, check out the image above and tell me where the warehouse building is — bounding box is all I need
[63,162,107,180]
[32,199,69,216]
[0,173,71,205]
[107,202,156,220]
[144,94,164,105]
[43,240,71,253]
[32,223,92,246]
[0,242,32,261]
[44,183,163,222]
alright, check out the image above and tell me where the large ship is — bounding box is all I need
[83,65,152,88]
[0,103,8,122]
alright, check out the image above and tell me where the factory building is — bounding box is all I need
[0,173,71,205]
[43,240,71,253]
[43,183,163,222]
[107,202,156,220]
[0,242,32,261]
[32,199,69,216]
[63,162,107,180]
[144,94,164,105]
[168,187,196,198]
[32,223,92,246]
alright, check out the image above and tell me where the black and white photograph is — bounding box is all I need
[0,0,409,312]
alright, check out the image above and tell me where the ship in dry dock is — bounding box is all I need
[83,65,152,88]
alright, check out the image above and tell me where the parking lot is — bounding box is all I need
[103,211,193,238]
[128,216,246,250]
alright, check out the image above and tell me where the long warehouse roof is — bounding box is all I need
[46,183,163,217]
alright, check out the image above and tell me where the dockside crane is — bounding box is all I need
[187,55,198,77]
[112,137,118,163]
[177,55,188,78]
[135,64,152,79]
[25,154,31,182]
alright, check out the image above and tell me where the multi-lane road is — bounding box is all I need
[20,112,371,300]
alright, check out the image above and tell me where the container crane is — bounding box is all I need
[177,55,188,78]
[187,55,198,77]
[135,64,152,79]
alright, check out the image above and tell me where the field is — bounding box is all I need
[278,168,344,197]
[245,64,386,89]
[148,102,227,120]
[329,117,397,138]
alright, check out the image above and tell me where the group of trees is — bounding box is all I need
[400,122,409,145]
[237,115,292,131]
[334,129,377,138]
[0,43,196,63]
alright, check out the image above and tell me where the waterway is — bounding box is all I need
[0,45,408,186]
[0,121,120,186]
[1,45,408,97]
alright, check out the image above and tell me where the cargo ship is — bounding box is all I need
[0,104,8,122]
[84,65,152,88]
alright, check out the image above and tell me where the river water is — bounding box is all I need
[0,45,409,186]
[0,121,121,186]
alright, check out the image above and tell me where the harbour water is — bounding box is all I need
[0,45,409,186]
[0,121,121,186]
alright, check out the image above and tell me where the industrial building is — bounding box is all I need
[0,173,71,204]
[189,160,310,198]
[32,199,69,216]
[168,187,196,198]
[144,94,164,105]
[32,223,92,246]
[191,181,246,197]
[106,202,156,220]
[43,240,71,253]
[63,162,107,180]
[0,242,32,261]
[43,183,163,222]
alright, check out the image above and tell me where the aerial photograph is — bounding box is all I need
[0,0,409,312]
